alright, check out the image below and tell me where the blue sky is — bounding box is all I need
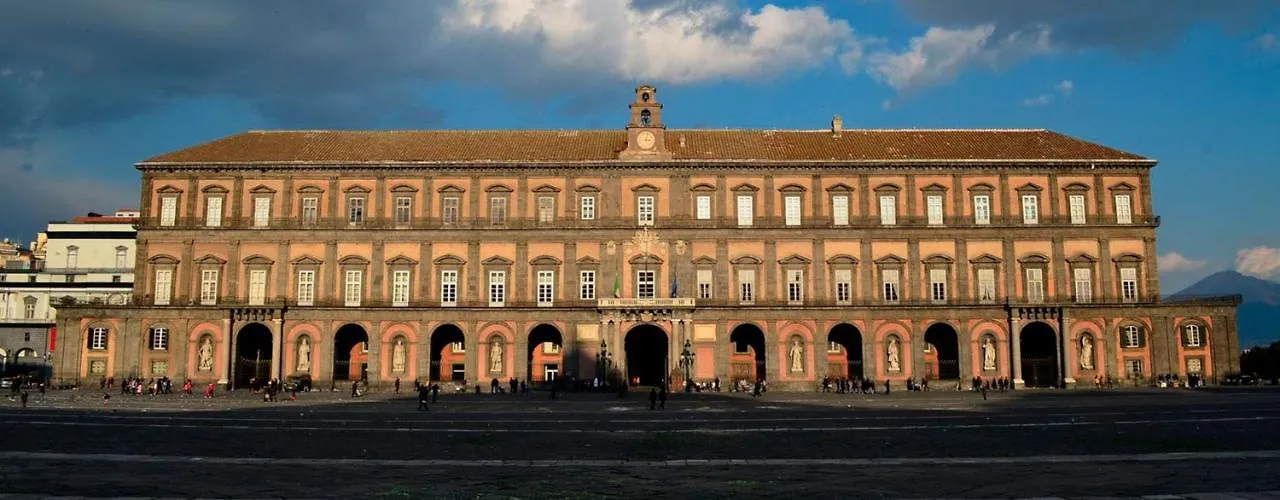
[1,0,1278,291]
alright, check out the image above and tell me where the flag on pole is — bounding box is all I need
[613,272,622,298]
[670,273,678,298]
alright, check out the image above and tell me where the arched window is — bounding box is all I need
[1121,325,1145,349]
[88,327,109,350]
[149,326,169,351]
[640,109,652,126]
[1182,324,1203,348]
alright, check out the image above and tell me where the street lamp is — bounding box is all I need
[680,338,696,392]
[596,340,612,387]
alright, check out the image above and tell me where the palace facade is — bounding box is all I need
[52,86,1240,390]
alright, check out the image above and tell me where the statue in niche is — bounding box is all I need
[982,337,997,371]
[296,337,312,373]
[198,337,215,372]
[1080,336,1094,370]
[392,338,407,373]
[789,339,804,373]
[887,337,901,372]
[490,339,504,373]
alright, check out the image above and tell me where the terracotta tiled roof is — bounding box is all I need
[140,129,1148,165]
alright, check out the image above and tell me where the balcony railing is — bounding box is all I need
[135,213,1160,232]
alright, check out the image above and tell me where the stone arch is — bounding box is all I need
[332,323,370,382]
[729,322,767,383]
[1019,320,1059,388]
[527,323,565,384]
[827,323,864,379]
[233,322,274,388]
[428,323,467,382]
[923,322,961,380]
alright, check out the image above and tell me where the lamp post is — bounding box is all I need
[680,338,696,392]
[596,339,612,387]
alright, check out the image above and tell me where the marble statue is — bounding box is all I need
[197,338,215,372]
[1080,336,1094,370]
[887,338,901,372]
[490,339,504,373]
[982,337,997,371]
[789,339,804,373]
[296,337,311,373]
[392,338,407,373]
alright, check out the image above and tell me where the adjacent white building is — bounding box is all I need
[0,210,137,376]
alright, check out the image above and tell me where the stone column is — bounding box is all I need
[955,239,969,301]
[227,240,242,302]
[911,323,925,381]
[219,317,233,386]
[1051,237,1067,298]
[275,241,289,303]
[515,322,529,382]
[366,329,381,385]
[271,318,283,380]
[1011,318,1024,387]
[957,326,972,380]
[180,239,195,303]
[763,240,777,301]
[813,239,826,302]
[906,239,920,301]
[371,241,385,302]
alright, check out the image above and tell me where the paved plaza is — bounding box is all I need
[1,387,1279,499]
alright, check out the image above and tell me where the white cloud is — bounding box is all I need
[1055,80,1074,94]
[865,23,1052,97]
[1022,93,1052,106]
[1257,32,1278,51]
[1236,246,1280,280]
[1159,252,1207,273]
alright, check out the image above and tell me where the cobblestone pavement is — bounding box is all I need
[1,387,1278,499]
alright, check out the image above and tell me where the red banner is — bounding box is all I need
[48,326,57,352]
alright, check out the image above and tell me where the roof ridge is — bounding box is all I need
[244,127,1051,134]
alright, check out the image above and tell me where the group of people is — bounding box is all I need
[7,374,44,407]
[821,376,882,394]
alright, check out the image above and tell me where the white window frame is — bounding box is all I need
[1120,267,1139,303]
[636,270,656,299]
[1115,194,1132,224]
[1073,267,1092,303]
[786,269,804,304]
[537,270,555,307]
[882,269,900,304]
[248,269,268,306]
[1069,194,1087,225]
[834,269,852,305]
[831,194,849,227]
[1123,325,1142,349]
[736,195,754,227]
[1185,324,1202,348]
[696,269,713,300]
[580,195,595,221]
[442,197,460,225]
[737,269,755,304]
[879,195,896,225]
[344,270,363,307]
[159,196,178,227]
[348,197,365,226]
[977,268,997,303]
[392,269,411,307]
[1021,194,1039,224]
[784,195,802,226]
[695,195,712,221]
[253,196,271,228]
[1026,268,1045,303]
[300,196,318,225]
[926,194,944,226]
[89,327,108,350]
[1126,358,1143,377]
[394,196,413,225]
[154,269,173,306]
[537,196,555,224]
[488,270,506,307]
[579,270,596,300]
[929,268,948,303]
[637,196,655,226]
[66,247,78,269]
[200,269,219,305]
[150,327,168,351]
[115,248,129,269]
[1187,358,1203,374]
[205,196,223,227]
[296,270,315,307]
[489,197,507,226]
[440,270,458,306]
[24,300,36,319]
[973,195,990,225]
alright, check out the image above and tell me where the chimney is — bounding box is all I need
[831,115,843,137]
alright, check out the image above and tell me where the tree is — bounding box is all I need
[1241,341,1280,379]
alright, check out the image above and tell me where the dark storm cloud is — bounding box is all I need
[896,0,1275,51]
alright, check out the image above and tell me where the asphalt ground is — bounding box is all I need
[1,387,1278,499]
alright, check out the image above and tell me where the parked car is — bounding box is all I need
[1222,373,1260,385]
[283,374,313,392]
[0,377,13,389]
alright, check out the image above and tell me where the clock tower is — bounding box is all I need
[619,85,672,161]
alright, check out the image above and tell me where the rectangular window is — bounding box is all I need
[440,270,458,306]
[737,269,755,304]
[1073,267,1093,303]
[150,327,168,351]
[392,270,411,307]
[697,269,713,299]
[973,195,991,225]
[24,301,36,319]
[344,270,362,307]
[831,195,849,226]
[879,195,896,225]
[301,197,318,224]
[695,195,711,220]
[154,269,172,305]
[1187,358,1203,374]
[200,269,219,305]
[579,270,596,300]
[1185,325,1202,348]
[580,195,595,220]
[395,196,413,225]
[490,197,507,225]
[538,196,555,223]
[442,197,460,225]
[537,270,554,307]
[1021,194,1039,224]
[736,195,753,227]
[90,327,108,350]
[1126,359,1143,377]
[930,268,948,303]
[115,248,129,269]
[784,195,801,226]
[1120,267,1139,302]
[160,196,178,227]
[636,270,656,299]
[1026,268,1045,303]
[1069,194,1087,225]
[67,247,78,269]
[205,197,223,227]
[296,270,315,306]
[882,269,900,303]
[637,196,654,226]
[926,194,944,226]
[253,197,271,227]
[348,198,365,226]
[1115,194,1132,224]
[977,268,997,303]
[834,269,852,305]
[786,269,804,303]
[248,269,268,306]
[1123,326,1142,348]
[489,270,506,307]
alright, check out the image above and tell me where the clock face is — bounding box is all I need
[636,131,657,150]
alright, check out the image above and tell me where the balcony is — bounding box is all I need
[597,297,696,309]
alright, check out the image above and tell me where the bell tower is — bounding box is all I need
[619,85,672,161]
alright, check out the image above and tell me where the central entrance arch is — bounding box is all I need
[729,324,767,383]
[234,323,272,388]
[827,323,864,379]
[429,324,466,382]
[333,324,369,382]
[1020,321,1059,388]
[527,324,564,385]
[923,323,961,380]
[624,324,668,387]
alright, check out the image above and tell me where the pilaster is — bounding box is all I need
[715,239,729,299]
[906,238,920,301]
[1051,237,1066,298]
[813,239,826,301]
[1099,237,1113,300]
[1143,237,1160,298]
[467,241,481,300]
[858,175,871,221]
[374,176,387,221]
[515,241,529,302]
[516,175,528,223]
[565,242,578,302]
[1047,173,1061,221]
[327,177,340,219]
[860,239,873,301]
[998,174,1011,220]
[276,241,289,302]
[227,240,242,301]
[955,239,969,301]
[1002,238,1016,298]
[905,175,917,222]
[762,175,775,223]
[231,176,246,221]
[180,239,195,303]
[324,241,338,302]
[763,240,777,301]
[371,241,385,302]
[185,176,199,219]
[419,242,433,302]
[281,177,294,218]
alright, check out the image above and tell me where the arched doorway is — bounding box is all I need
[729,324,767,384]
[234,323,273,388]
[429,324,466,382]
[827,324,864,379]
[333,324,369,382]
[527,324,563,385]
[1020,321,1059,388]
[923,323,961,380]
[625,324,668,387]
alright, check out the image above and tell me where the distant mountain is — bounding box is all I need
[1170,271,1280,347]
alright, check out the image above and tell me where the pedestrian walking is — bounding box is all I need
[20,388,29,408]
[418,384,431,411]
[394,377,401,394]
[981,382,988,401]
[351,380,359,398]
[658,386,667,410]
[649,388,658,410]
[431,383,440,403]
